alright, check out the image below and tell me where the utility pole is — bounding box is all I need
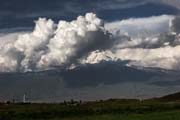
[23,94,26,103]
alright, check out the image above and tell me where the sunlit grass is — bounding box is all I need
[1,100,180,120]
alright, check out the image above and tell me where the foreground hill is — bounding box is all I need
[1,94,180,120]
[157,92,180,102]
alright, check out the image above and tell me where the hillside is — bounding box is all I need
[158,92,180,102]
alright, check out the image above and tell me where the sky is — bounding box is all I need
[0,0,180,102]
[0,0,179,29]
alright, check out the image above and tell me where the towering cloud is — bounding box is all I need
[0,13,112,72]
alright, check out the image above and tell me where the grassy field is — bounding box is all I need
[1,99,180,120]
[59,111,180,120]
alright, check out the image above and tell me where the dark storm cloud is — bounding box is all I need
[0,61,168,89]
[171,16,180,33]
[151,80,180,87]
[160,0,180,10]
[0,61,180,101]
[0,0,149,15]
[0,61,166,88]
[0,0,179,29]
[61,61,169,88]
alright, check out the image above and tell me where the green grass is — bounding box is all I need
[58,111,180,120]
[1,100,180,120]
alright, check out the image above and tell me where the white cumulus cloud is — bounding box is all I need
[0,13,180,72]
[0,13,112,72]
[105,15,174,38]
